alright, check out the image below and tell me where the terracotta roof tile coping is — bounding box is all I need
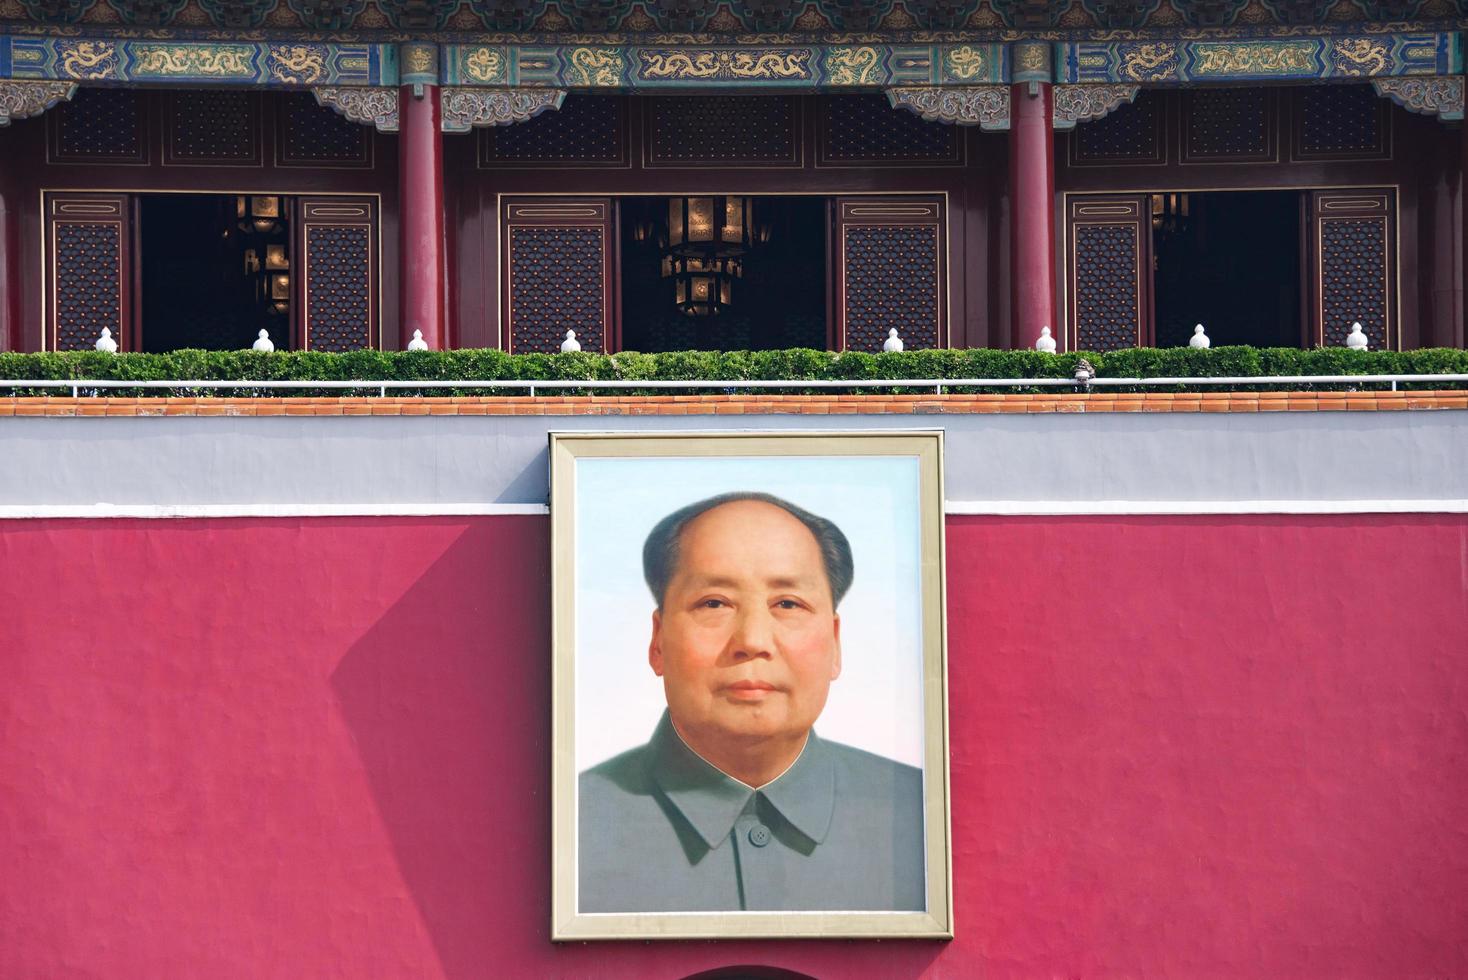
[1,392,1465,416]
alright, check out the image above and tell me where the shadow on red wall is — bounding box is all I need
[329,519,946,978]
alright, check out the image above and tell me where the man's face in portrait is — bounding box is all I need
[649,499,843,754]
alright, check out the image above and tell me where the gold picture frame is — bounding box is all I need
[549,431,951,941]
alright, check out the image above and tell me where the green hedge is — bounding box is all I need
[0,346,1465,395]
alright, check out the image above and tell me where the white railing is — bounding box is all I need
[1,374,1466,398]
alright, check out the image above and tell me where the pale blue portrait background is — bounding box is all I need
[575,454,925,771]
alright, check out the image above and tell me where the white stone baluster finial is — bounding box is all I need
[1345,322,1369,350]
[407,328,429,351]
[95,327,118,353]
[1189,323,1210,349]
[252,329,274,352]
[560,330,581,353]
[883,328,904,352]
[1035,326,1057,353]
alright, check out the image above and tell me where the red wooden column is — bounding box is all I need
[1009,41,1057,351]
[398,42,446,350]
[1461,101,1468,349]
[0,186,18,352]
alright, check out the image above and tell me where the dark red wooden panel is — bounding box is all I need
[297,197,378,351]
[834,197,945,352]
[501,198,614,353]
[1067,195,1152,351]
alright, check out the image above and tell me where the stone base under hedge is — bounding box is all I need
[3,391,1467,417]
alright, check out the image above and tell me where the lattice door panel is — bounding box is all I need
[1308,190,1395,350]
[45,193,134,352]
[1067,196,1152,351]
[502,199,614,353]
[296,198,378,351]
[834,198,945,352]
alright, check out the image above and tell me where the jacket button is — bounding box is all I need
[748,824,771,847]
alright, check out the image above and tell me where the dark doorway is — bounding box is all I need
[1151,190,1303,348]
[619,196,827,353]
[139,194,290,352]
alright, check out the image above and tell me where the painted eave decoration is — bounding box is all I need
[0,32,1460,88]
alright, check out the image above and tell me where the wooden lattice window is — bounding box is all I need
[479,94,627,167]
[818,94,962,167]
[1069,90,1164,167]
[1180,89,1277,164]
[47,88,147,165]
[833,198,945,352]
[277,93,372,168]
[1309,189,1395,350]
[502,198,614,353]
[45,193,134,352]
[1291,85,1390,161]
[163,90,261,166]
[296,197,378,351]
[1067,195,1152,351]
[644,96,800,167]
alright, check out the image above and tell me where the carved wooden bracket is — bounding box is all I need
[886,86,1010,130]
[1052,84,1140,129]
[439,88,565,133]
[0,80,78,126]
[313,86,399,133]
[1372,76,1464,122]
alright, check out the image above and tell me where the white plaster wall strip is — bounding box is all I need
[0,502,552,519]
[1,500,1466,519]
[943,499,1468,515]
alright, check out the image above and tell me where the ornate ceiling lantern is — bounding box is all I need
[236,195,283,236]
[1151,192,1190,237]
[663,196,754,316]
[662,254,742,317]
[667,196,753,259]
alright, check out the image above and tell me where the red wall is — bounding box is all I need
[3,514,1466,977]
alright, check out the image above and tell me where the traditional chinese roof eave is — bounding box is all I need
[3,17,1468,42]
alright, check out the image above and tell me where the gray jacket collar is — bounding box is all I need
[647,711,836,850]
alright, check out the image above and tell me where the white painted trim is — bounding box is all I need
[1,500,1465,519]
[943,499,1468,515]
[0,502,551,519]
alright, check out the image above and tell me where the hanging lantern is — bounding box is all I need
[670,255,741,317]
[1150,192,1190,236]
[237,196,282,236]
[667,196,753,259]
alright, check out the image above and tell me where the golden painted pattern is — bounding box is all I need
[1332,38,1389,76]
[132,44,253,77]
[1191,42,1315,76]
[638,49,810,80]
[567,47,623,87]
[826,46,881,86]
[57,41,117,80]
[1119,43,1177,81]
[463,46,506,83]
[1016,43,1048,73]
[943,44,987,81]
[268,45,327,84]
[404,44,436,75]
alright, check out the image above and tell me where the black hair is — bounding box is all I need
[642,491,854,610]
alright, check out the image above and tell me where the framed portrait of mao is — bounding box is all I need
[549,431,952,941]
